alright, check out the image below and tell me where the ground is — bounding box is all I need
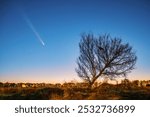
[0,83,150,100]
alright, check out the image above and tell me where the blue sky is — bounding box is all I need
[0,0,150,83]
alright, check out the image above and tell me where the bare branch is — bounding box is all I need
[76,33,137,87]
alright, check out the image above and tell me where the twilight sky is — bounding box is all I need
[0,0,150,83]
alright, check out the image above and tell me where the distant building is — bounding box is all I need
[22,84,26,88]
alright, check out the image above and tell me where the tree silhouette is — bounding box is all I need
[76,33,137,88]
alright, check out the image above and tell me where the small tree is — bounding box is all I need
[76,33,137,88]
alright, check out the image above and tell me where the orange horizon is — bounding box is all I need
[0,76,149,84]
[0,69,150,83]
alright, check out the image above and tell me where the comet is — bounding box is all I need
[23,14,45,46]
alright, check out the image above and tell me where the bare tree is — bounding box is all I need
[76,33,137,88]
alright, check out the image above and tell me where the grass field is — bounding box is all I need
[0,81,150,100]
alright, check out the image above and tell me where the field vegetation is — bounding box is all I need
[0,79,150,100]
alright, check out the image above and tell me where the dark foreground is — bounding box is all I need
[0,83,150,100]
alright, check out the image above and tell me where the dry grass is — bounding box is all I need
[0,82,150,100]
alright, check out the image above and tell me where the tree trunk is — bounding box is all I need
[88,81,95,89]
